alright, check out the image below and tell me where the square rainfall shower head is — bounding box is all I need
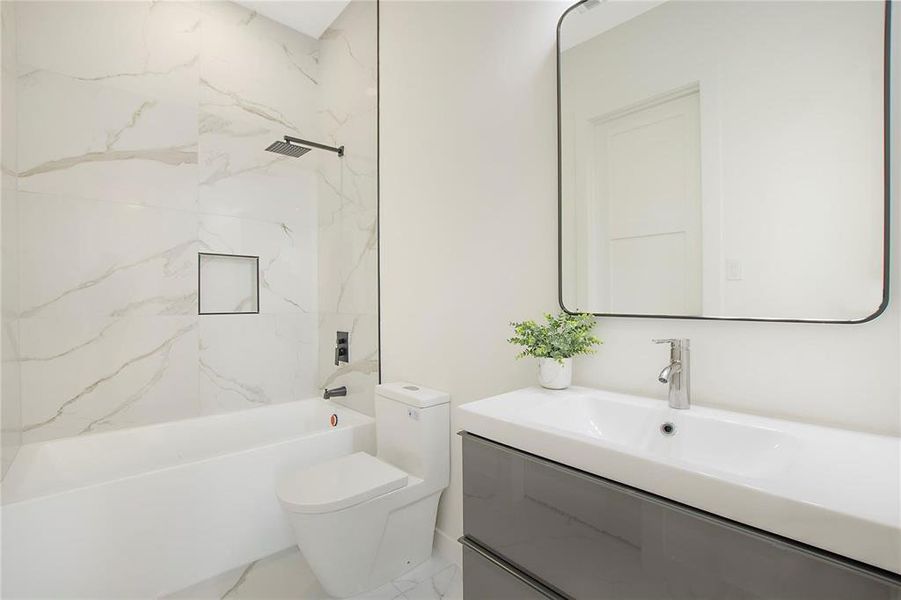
[265,140,312,158]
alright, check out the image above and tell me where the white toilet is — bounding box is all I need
[276,382,450,598]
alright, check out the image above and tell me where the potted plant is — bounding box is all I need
[508,312,601,389]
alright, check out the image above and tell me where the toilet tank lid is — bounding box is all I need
[376,382,450,408]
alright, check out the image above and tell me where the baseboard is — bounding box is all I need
[433,527,462,567]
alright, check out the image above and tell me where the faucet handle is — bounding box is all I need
[652,338,690,349]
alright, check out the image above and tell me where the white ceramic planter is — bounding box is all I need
[537,357,572,390]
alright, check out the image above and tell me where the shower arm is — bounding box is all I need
[284,136,344,157]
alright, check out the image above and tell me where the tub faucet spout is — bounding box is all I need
[323,386,347,400]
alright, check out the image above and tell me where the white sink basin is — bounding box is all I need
[459,386,901,575]
[518,392,799,479]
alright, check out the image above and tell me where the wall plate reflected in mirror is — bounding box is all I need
[557,0,890,323]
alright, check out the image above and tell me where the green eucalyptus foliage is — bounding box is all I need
[508,312,602,364]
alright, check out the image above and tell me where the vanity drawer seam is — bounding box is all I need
[460,535,572,600]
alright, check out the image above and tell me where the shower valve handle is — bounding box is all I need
[334,331,349,366]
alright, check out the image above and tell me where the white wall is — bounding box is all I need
[380,0,560,557]
[381,0,900,560]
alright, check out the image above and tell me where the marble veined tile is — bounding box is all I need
[317,0,378,327]
[19,192,199,320]
[1,0,20,479]
[319,1,377,101]
[2,316,22,477]
[200,1,319,139]
[165,547,329,600]
[165,547,460,600]
[318,1,377,155]
[8,0,381,447]
[17,69,198,211]
[16,1,200,103]
[2,183,22,476]
[2,179,19,321]
[318,153,375,228]
[200,212,316,315]
[198,105,320,225]
[318,208,377,316]
[318,0,376,182]
[391,557,462,600]
[1,7,16,181]
[20,315,200,443]
[0,0,15,77]
[199,314,318,415]
[318,312,378,416]
[317,0,377,229]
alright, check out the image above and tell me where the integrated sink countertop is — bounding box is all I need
[458,386,901,575]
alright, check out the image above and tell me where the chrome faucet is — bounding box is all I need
[652,338,690,409]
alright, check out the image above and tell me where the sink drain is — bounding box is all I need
[660,422,676,436]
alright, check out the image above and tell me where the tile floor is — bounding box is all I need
[167,548,462,600]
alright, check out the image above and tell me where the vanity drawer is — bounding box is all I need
[461,536,566,600]
[462,432,901,600]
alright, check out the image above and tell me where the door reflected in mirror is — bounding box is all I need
[558,0,888,322]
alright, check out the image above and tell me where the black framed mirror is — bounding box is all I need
[557,0,890,323]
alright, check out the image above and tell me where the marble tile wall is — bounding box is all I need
[317,0,379,416]
[1,0,21,478]
[7,1,377,445]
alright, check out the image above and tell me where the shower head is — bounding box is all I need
[265,139,313,158]
[265,136,344,158]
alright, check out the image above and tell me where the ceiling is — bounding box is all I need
[560,0,666,51]
[233,0,351,39]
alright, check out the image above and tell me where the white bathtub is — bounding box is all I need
[1,399,374,599]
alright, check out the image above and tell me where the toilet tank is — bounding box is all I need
[375,383,450,489]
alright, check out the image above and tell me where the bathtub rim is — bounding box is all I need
[1,398,374,506]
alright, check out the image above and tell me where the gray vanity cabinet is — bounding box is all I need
[462,540,565,600]
[461,432,901,600]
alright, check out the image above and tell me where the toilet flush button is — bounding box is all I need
[403,385,420,391]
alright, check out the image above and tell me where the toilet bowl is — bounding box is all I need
[276,383,450,598]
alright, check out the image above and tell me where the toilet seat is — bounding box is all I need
[277,452,408,514]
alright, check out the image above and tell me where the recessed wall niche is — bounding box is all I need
[198,253,260,315]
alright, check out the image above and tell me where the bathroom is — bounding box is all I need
[1,0,899,598]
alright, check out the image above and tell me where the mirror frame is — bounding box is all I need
[556,0,892,324]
